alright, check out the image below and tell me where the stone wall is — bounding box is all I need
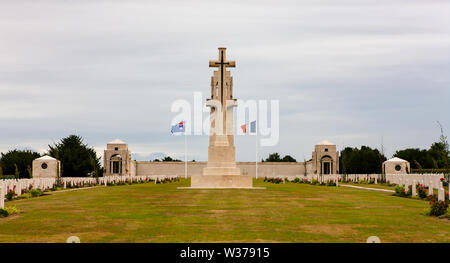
[134,161,312,177]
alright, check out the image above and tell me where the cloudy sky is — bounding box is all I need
[0,0,449,162]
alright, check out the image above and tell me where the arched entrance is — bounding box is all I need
[110,154,123,175]
[320,155,333,175]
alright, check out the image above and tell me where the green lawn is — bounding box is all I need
[340,182,449,194]
[340,182,397,191]
[0,179,449,243]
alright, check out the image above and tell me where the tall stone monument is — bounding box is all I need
[190,47,253,188]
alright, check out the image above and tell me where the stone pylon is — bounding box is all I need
[190,47,252,188]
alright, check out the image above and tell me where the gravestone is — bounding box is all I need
[0,184,4,209]
[428,178,433,195]
[438,182,445,201]
[17,181,22,196]
[412,180,417,196]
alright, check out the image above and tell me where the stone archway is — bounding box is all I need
[320,155,333,175]
[110,154,123,175]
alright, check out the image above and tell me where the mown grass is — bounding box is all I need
[0,179,448,243]
[340,182,397,191]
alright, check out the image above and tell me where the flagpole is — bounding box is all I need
[255,122,258,180]
[184,129,187,180]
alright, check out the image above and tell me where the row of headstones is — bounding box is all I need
[274,174,381,184]
[267,174,379,183]
[0,178,57,209]
[271,174,342,185]
[264,174,448,201]
[343,174,379,183]
[61,175,177,188]
[99,175,178,186]
[386,174,448,201]
[61,177,98,188]
[0,175,181,209]
[0,178,57,196]
[270,173,445,187]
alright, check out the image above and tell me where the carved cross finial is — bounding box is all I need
[209,47,235,104]
[209,47,235,69]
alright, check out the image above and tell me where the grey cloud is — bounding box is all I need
[0,0,449,161]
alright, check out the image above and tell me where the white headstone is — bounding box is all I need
[17,181,22,196]
[438,182,445,201]
[0,184,4,209]
[412,180,417,197]
[428,178,433,195]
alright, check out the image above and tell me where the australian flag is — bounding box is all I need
[171,121,185,134]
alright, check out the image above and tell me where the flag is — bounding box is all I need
[250,121,256,133]
[241,124,247,134]
[171,121,185,134]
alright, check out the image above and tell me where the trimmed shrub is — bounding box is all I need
[5,206,19,215]
[265,178,283,184]
[394,185,411,197]
[0,209,9,217]
[29,189,42,198]
[428,196,448,217]
[326,181,336,187]
[6,190,15,201]
[417,184,428,199]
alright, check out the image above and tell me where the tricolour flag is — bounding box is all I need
[241,121,256,134]
[171,121,185,134]
[241,124,247,134]
[250,120,256,133]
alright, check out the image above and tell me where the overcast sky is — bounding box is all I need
[0,0,449,162]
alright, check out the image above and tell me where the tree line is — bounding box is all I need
[1,132,448,178]
[0,135,101,179]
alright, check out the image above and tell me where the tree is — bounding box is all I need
[282,155,297,162]
[339,146,386,174]
[437,122,449,176]
[264,153,281,162]
[27,165,32,179]
[264,153,297,162]
[261,153,297,162]
[413,160,422,170]
[394,148,431,169]
[437,121,449,180]
[0,149,41,179]
[14,164,19,179]
[303,157,307,176]
[48,135,101,177]
[161,156,182,162]
[394,142,449,170]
